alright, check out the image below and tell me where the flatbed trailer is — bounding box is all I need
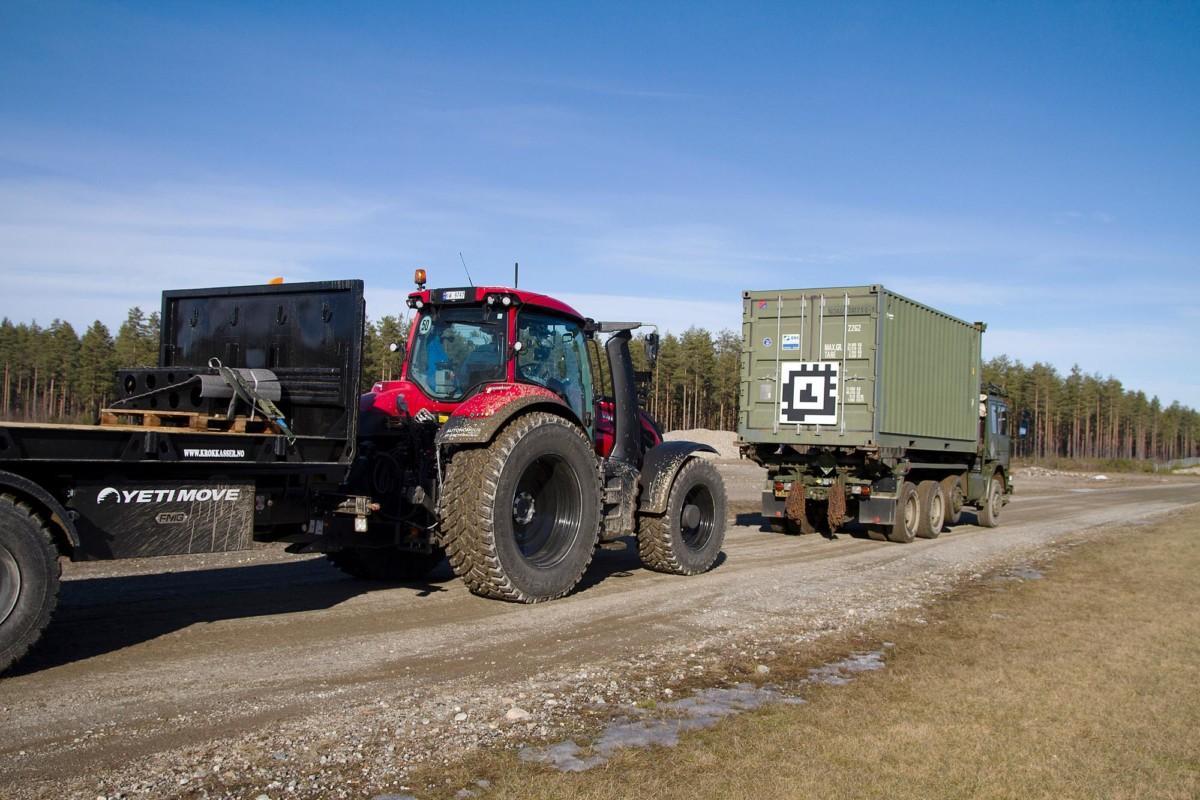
[0,279,367,670]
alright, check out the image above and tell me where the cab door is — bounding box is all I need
[986,397,1011,469]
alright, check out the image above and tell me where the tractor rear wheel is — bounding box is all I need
[0,494,60,674]
[887,481,920,543]
[915,480,945,539]
[327,547,444,582]
[442,412,601,603]
[638,458,726,575]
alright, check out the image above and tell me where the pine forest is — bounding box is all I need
[2,308,1196,466]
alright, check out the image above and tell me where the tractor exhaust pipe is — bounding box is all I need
[604,329,641,466]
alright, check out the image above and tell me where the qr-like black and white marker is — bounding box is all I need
[779,361,839,425]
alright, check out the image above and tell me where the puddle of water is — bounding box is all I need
[521,651,884,772]
[806,651,886,685]
[994,565,1044,582]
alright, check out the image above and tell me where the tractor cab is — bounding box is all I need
[364,271,660,458]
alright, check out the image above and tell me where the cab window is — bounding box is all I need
[515,312,591,423]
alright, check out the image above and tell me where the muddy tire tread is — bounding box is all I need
[915,479,945,539]
[978,474,1003,528]
[637,458,727,575]
[0,493,61,674]
[441,412,600,603]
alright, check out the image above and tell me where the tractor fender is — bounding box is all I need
[435,383,583,447]
[637,441,718,515]
[0,469,80,555]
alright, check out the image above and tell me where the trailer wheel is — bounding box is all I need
[887,481,920,543]
[326,547,444,582]
[0,494,61,674]
[915,480,945,539]
[977,474,1003,528]
[442,412,601,603]
[941,475,964,526]
[638,458,726,575]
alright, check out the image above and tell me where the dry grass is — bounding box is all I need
[422,512,1200,799]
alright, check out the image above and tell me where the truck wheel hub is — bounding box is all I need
[681,504,702,529]
[512,492,536,526]
[0,543,20,626]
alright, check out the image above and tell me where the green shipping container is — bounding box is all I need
[739,285,983,453]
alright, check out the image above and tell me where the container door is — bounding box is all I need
[741,289,879,444]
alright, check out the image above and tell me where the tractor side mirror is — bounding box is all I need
[643,332,660,366]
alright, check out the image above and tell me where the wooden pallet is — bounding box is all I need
[99,408,272,433]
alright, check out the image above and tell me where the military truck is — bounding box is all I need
[737,285,1014,542]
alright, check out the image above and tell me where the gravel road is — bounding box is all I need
[1,458,1198,800]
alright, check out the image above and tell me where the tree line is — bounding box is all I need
[3,307,1197,465]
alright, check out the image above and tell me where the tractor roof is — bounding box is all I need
[407,286,585,321]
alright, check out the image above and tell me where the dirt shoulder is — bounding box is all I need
[443,509,1200,800]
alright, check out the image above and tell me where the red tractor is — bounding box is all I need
[338,272,727,602]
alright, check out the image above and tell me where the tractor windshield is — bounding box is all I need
[408,306,508,400]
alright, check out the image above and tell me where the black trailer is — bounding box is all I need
[0,279,367,672]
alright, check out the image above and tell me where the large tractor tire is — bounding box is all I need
[638,458,727,575]
[888,481,920,543]
[0,494,60,674]
[977,473,1004,528]
[441,412,601,603]
[941,475,965,526]
[915,480,946,539]
[327,547,444,582]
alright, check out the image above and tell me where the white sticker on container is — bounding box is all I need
[781,333,800,351]
[762,337,773,348]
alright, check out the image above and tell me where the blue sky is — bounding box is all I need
[1,1,1197,405]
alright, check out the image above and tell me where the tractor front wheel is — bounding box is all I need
[638,458,727,575]
[442,412,601,603]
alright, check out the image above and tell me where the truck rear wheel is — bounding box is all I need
[441,412,601,603]
[327,547,444,582]
[888,481,919,543]
[638,458,726,575]
[977,474,1003,528]
[941,475,964,525]
[0,494,60,674]
[915,480,945,539]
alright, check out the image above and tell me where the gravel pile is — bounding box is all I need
[664,429,741,460]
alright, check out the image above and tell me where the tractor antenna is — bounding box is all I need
[514,261,519,288]
[459,252,474,286]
